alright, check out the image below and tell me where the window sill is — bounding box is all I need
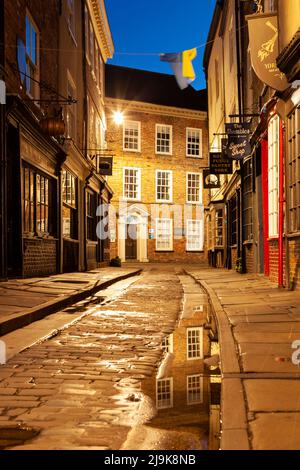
[186,201,202,205]
[155,200,173,204]
[267,236,279,241]
[122,148,141,153]
[155,152,172,156]
[63,237,79,243]
[155,250,174,253]
[186,155,202,159]
[186,250,204,253]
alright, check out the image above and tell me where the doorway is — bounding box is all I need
[125,223,137,260]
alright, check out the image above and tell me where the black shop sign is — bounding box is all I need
[225,122,252,160]
[209,152,233,175]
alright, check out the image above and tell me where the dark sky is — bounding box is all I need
[105,0,216,90]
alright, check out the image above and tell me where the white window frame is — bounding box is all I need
[123,167,141,201]
[186,327,203,360]
[186,128,202,158]
[186,172,202,204]
[186,220,203,252]
[268,115,279,237]
[123,120,141,152]
[187,374,203,405]
[156,377,173,409]
[162,334,173,354]
[156,218,173,251]
[156,170,173,203]
[155,124,172,155]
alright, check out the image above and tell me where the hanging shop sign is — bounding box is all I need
[209,152,233,175]
[203,169,221,189]
[225,122,252,160]
[94,156,113,175]
[246,13,289,92]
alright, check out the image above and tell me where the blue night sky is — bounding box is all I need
[105,0,216,90]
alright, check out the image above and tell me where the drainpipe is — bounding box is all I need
[235,0,244,272]
[278,119,284,288]
[0,0,7,280]
[81,0,88,272]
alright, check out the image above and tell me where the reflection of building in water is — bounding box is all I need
[142,291,221,450]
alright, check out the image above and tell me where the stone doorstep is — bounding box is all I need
[0,269,142,337]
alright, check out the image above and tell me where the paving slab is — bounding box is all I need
[244,380,300,412]
[186,267,300,450]
[0,267,142,336]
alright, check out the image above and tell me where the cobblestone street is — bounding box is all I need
[0,269,182,450]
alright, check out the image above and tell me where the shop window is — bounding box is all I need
[62,170,78,239]
[215,209,223,246]
[287,106,300,233]
[268,115,279,237]
[86,190,97,241]
[243,158,253,241]
[231,195,238,246]
[23,166,53,236]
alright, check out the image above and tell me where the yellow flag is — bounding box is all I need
[182,48,197,80]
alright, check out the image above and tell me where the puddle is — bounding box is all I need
[0,426,40,449]
[127,278,221,451]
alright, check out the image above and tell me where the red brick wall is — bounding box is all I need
[245,243,254,273]
[23,239,57,277]
[268,238,286,285]
[148,238,206,263]
[231,247,238,270]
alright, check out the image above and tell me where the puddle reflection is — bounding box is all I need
[142,297,221,450]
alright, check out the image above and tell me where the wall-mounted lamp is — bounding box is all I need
[113,110,124,126]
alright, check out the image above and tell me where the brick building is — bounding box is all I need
[0,0,114,279]
[105,65,208,263]
[204,0,300,289]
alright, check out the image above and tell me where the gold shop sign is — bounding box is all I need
[246,13,289,91]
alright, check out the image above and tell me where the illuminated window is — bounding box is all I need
[62,170,77,239]
[156,219,173,251]
[23,166,52,236]
[123,168,141,200]
[156,124,172,155]
[186,220,203,251]
[123,121,141,152]
[287,106,300,233]
[187,172,202,203]
[156,170,172,202]
[157,378,173,409]
[186,128,202,157]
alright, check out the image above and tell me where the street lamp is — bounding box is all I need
[113,110,124,126]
